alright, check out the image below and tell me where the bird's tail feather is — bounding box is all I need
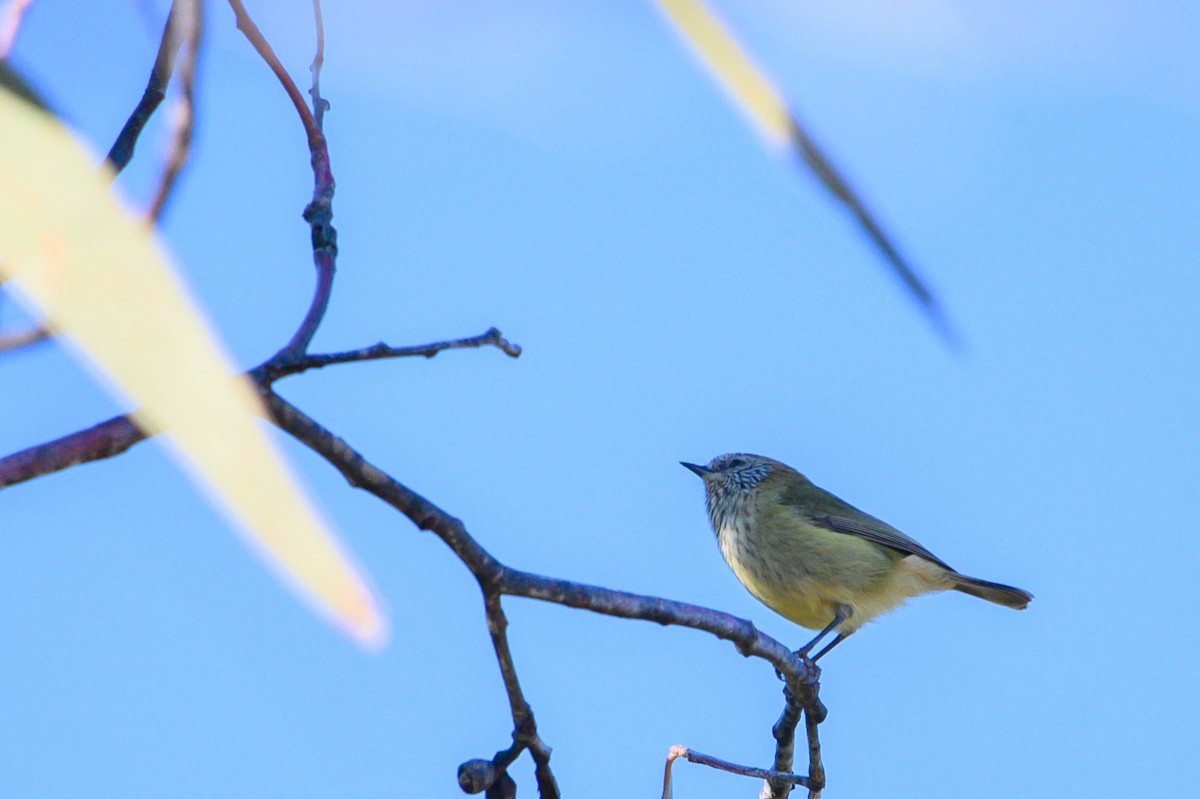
[951,574,1032,610]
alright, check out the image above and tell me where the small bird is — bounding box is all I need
[681,454,1031,660]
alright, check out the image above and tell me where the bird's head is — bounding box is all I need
[681,453,778,491]
[681,453,795,528]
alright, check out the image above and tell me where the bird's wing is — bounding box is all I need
[786,483,955,571]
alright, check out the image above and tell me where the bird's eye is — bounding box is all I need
[727,458,746,469]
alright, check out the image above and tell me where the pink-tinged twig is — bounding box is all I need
[308,0,327,129]
[661,744,808,799]
[0,0,34,59]
[0,324,49,352]
[226,0,335,357]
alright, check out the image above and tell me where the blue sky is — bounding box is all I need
[3,1,1199,796]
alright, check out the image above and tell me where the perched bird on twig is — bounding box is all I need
[682,454,1032,660]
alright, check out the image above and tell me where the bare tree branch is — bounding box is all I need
[256,327,522,381]
[0,415,143,489]
[661,744,808,799]
[308,0,327,129]
[801,696,826,798]
[481,592,560,799]
[0,328,517,490]
[106,0,190,171]
[225,0,320,143]
[0,338,827,792]
[763,678,827,799]
[4,4,836,794]
[262,388,823,791]
[767,691,804,798]
[146,0,202,221]
[226,0,336,359]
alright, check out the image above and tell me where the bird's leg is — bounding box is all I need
[812,631,851,661]
[794,603,852,659]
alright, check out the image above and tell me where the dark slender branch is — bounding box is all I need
[256,327,522,382]
[279,215,335,357]
[0,415,143,489]
[262,390,820,692]
[661,744,808,799]
[766,684,806,798]
[484,592,536,738]
[0,328,518,490]
[455,595,550,797]
[147,0,202,221]
[482,592,560,799]
[260,388,504,570]
[802,700,826,799]
[0,357,826,793]
[768,669,826,798]
[0,373,825,793]
[499,569,798,673]
[531,744,558,799]
[263,388,823,788]
[106,0,188,171]
[226,0,337,358]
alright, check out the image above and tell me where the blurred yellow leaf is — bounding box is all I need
[653,0,791,147]
[0,84,386,648]
[653,0,955,342]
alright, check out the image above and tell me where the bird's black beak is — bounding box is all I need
[680,462,710,477]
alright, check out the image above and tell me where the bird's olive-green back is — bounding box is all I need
[768,470,955,572]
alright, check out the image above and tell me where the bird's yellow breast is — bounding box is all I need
[717,496,919,631]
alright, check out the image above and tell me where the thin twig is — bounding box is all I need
[106,0,189,171]
[256,327,522,382]
[226,0,336,358]
[146,0,202,221]
[225,0,318,142]
[483,592,536,743]
[483,592,561,799]
[765,682,806,799]
[662,744,808,799]
[0,0,34,59]
[802,697,825,798]
[0,328,519,490]
[308,0,328,128]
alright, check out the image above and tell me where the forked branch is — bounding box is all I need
[1,2,829,795]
